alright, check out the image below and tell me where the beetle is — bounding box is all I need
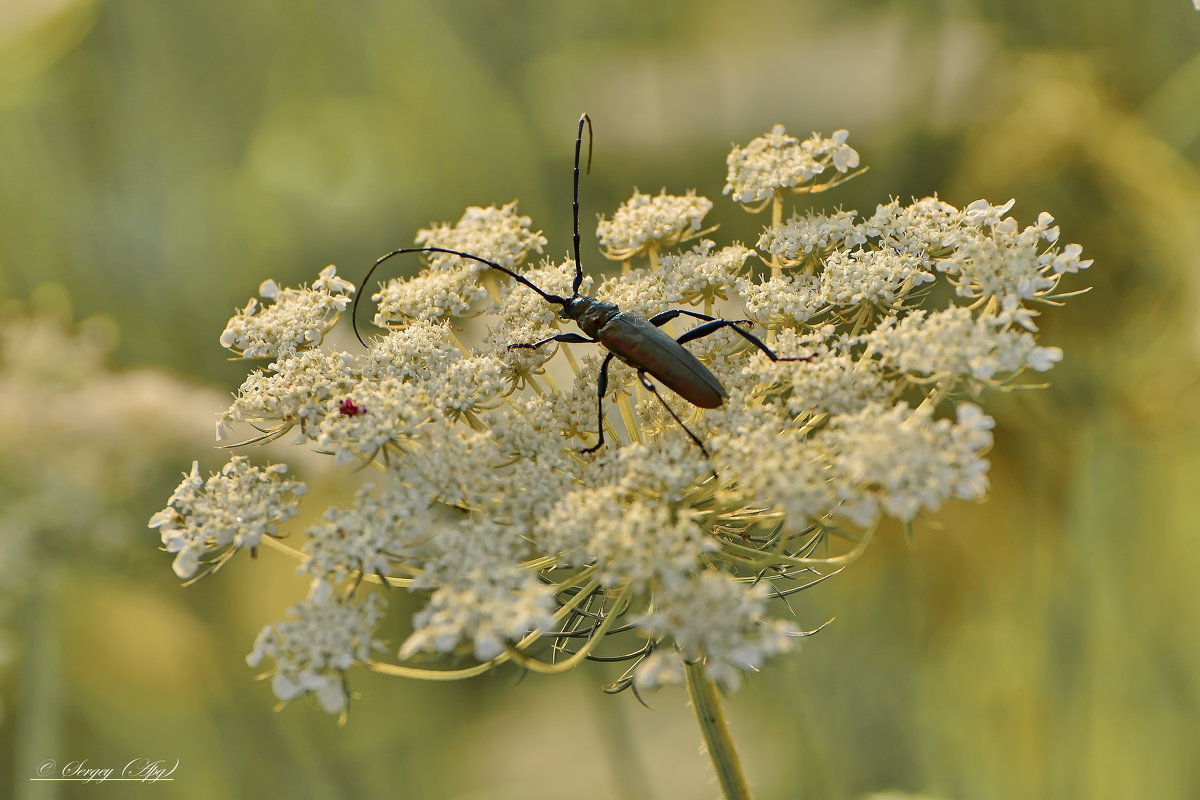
[353,114,813,461]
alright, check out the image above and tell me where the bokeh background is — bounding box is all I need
[1,1,1198,798]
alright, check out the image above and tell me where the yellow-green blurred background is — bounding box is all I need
[1,1,1198,798]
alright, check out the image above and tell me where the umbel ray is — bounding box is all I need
[353,113,814,463]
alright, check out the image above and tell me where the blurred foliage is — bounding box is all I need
[1,0,1198,798]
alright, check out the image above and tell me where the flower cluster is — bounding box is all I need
[149,457,306,580]
[374,202,547,323]
[246,581,385,715]
[724,126,862,209]
[220,266,354,359]
[597,190,714,260]
[153,124,1089,712]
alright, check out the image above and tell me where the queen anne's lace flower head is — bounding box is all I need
[154,122,1089,711]
[415,201,548,270]
[220,266,353,359]
[759,209,868,265]
[596,190,714,260]
[373,202,547,326]
[149,457,306,579]
[725,126,862,210]
[246,581,385,715]
[0,305,226,666]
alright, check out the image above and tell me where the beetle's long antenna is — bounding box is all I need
[352,246,567,347]
[571,113,592,297]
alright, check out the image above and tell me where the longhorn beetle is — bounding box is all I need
[353,114,813,463]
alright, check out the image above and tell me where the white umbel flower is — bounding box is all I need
[246,581,385,714]
[597,189,714,259]
[149,457,306,579]
[724,125,861,208]
[157,121,1088,713]
[220,266,353,359]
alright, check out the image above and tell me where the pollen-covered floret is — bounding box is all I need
[758,209,867,264]
[606,437,718,502]
[361,320,461,382]
[313,379,430,465]
[717,420,836,528]
[735,273,824,325]
[148,457,306,579]
[745,331,892,417]
[860,197,1090,323]
[597,270,681,317]
[399,519,556,662]
[494,259,583,322]
[541,352,635,443]
[862,196,963,259]
[222,349,358,442]
[372,202,547,324]
[937,200,1092,311]
[539,489,716,588]
[302,482,438,583]
[659,241,754,306]
[425,355,510,416]
[820,248,936,308]
[372,266,489,323]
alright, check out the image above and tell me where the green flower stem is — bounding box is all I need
[685,659,752,800]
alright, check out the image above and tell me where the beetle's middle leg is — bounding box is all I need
[507,333,614,454]
[579,352,617,454]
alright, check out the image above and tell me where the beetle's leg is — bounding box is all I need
[507,332,596,350]
[675,319,815,363]
[580,352,616,454]
[647,309,717,326]
[649,308,756,333]
[636,371,719,482]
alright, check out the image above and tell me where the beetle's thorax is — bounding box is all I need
[563,296,619,339]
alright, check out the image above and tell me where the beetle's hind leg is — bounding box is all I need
[636,371,719,483]
[672,317,816,363]
[647,308,719,327]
